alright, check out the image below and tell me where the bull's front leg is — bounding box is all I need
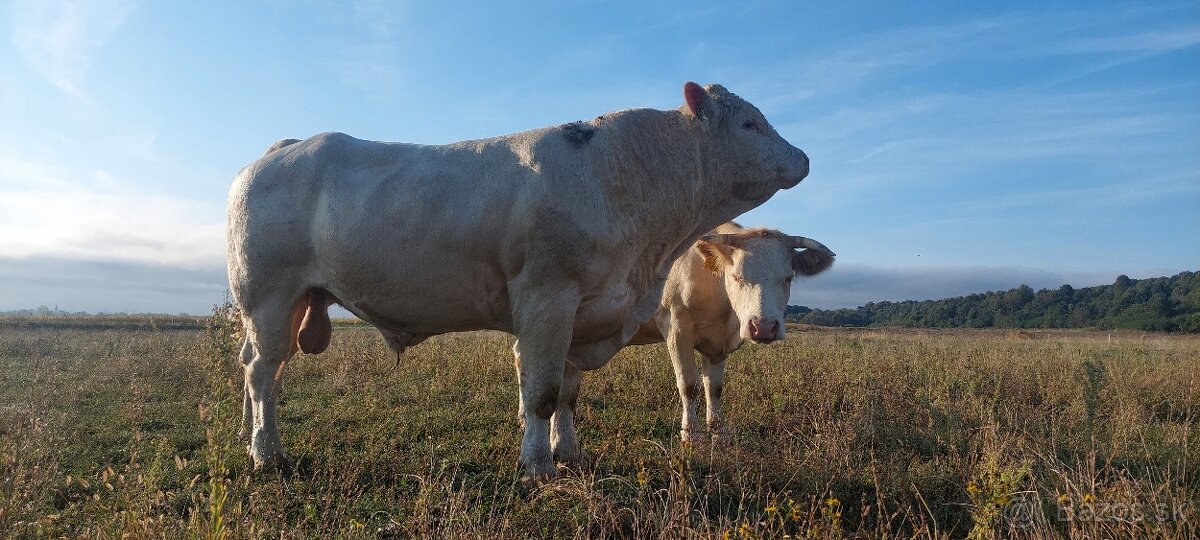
[701,353,730,442]
[511,284,579,482]
[663,316,703,443]
[550,362,583,465]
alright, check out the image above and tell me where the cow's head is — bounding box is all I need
[681,82,810,220]
[696,230,834,344]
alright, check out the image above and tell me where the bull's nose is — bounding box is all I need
[748,318,781,342]
[780,151,809,188]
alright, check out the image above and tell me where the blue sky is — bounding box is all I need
[1,0,1197,313]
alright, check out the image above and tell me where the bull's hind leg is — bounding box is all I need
[241,295,305,470]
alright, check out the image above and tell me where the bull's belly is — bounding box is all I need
[571,283,640,344]
[324,261,514,335]
[349,296,509,335]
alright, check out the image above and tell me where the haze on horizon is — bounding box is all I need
[1,1,1197,315]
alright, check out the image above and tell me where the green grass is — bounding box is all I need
[1,312,1197,538]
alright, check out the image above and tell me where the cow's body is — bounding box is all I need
[628,222,834,442]
[228,83,810,479]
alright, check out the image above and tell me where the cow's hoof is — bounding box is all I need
[680,429,707,446]
[552,440,584,464]
[555,448,592,468]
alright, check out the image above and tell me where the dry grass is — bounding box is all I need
[1,310,1196,538]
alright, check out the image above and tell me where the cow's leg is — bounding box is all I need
[665,321,703,443]
[550,361,583,465]
[512,340,525,428]
[701,353,730,442]
[242,297,300,470]
[238,339,254,441]
[512,286,578,482]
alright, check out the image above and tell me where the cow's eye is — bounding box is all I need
[784,276,793,286]
[742,119,760,133]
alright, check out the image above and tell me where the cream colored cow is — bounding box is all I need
[629,222,834,442]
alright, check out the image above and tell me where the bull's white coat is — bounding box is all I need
[227,83,809,479]
[628,222,834,442]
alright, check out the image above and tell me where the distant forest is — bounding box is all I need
[788,271,1200,332]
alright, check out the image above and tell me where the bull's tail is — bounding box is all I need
[295,288,333,354]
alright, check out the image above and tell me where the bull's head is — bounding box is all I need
[681,82,810,217]
[696,231,834,344]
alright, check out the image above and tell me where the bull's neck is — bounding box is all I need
[588,109,726,299]
[598,108,715,248]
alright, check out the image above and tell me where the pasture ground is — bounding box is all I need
[1,310,1197,539]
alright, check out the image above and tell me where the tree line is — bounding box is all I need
[788,271,1200,332]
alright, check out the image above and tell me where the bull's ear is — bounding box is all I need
[792,249,834,276]
[683,81,712,119]
[696,240,732,274]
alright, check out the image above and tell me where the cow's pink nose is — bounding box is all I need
[748,318,780,342]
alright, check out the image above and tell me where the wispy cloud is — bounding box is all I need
[0,155,224,268]
[8,0,138,100]
[328,0,409,100]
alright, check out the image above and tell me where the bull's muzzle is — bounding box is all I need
[779,151,809,188]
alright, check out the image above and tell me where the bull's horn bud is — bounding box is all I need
[789,236,835,256]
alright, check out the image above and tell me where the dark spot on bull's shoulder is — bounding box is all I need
[561,121,595,147]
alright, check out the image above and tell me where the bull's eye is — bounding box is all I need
[784,276,793,286]
[743,119,761,133]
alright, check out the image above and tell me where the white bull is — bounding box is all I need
[628,222,834,442]
[227,82,810,480]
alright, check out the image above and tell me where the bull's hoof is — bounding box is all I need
[552,438,585,465]
[519,456,558,484]
[248,446,293,473]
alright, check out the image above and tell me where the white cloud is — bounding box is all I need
[8,0,137,99]
[0,256,227,314]
[0,155,225,268]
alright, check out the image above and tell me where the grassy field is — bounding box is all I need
[1,311,1196,539]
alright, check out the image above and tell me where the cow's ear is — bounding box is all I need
[792,249,834,276]
[696,241,732,274]
[683,81,713,119]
